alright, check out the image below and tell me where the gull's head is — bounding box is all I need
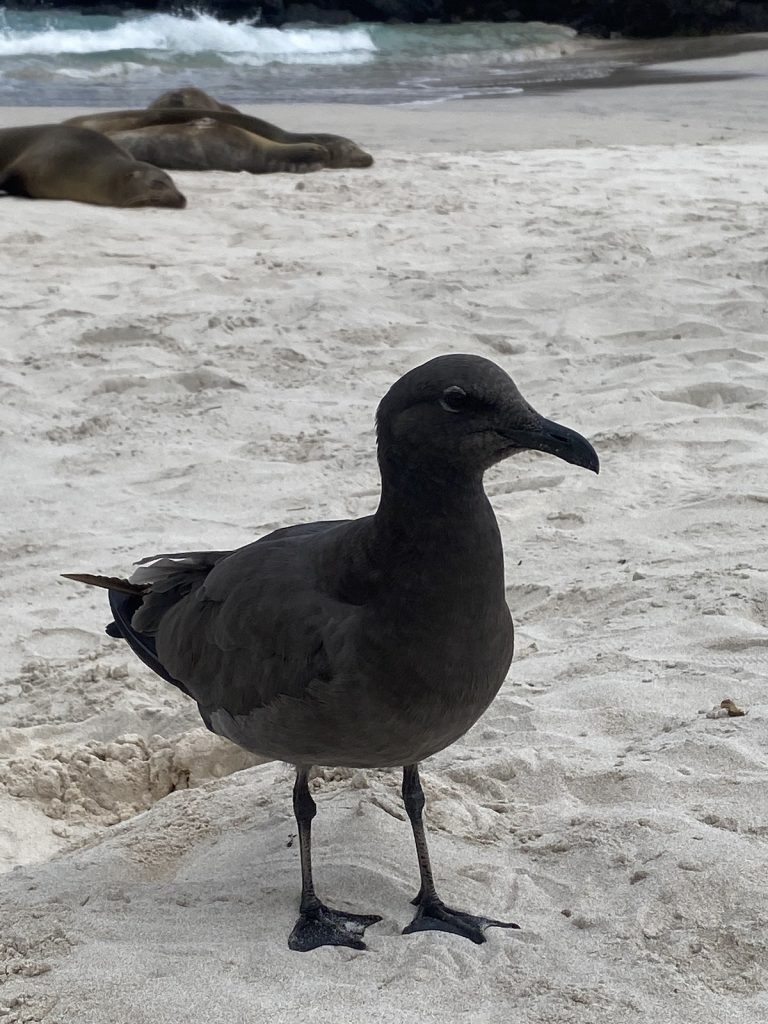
[376,353,599,477]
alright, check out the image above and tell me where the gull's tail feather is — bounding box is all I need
[62,573,147,595]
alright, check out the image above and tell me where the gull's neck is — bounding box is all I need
[370,453,505,613]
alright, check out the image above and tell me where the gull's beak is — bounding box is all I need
[504,414,600,474]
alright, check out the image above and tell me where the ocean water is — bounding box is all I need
[0,8,617,107]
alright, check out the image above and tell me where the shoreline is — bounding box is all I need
[2,42,767,151]
[0,27,767,110]
[522,30,768,94]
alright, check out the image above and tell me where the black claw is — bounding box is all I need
[288,903,382,952]
[403,899,519,944]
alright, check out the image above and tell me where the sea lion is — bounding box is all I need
[66,90,374,172]
[66,110,330,175]
[98,120,328,175]
[149,87,374,170]
[149,86,240,114]
[0,125,186,208]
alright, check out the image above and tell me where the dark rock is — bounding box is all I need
[78,4,128,14]
[509,1,768,37]
[283,3,359,23]
[736,1,768,30]
[6,0,768,36]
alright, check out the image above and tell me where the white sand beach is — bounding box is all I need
[1,44,768,1024]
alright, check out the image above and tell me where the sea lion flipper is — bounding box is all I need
[0,163,31,197]
[110,122,329,175]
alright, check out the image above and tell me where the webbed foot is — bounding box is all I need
[288,902,382,952]
[403,896,519,945]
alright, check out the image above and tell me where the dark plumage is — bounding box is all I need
[64,353,598,951]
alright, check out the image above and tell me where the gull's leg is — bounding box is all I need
[287,765,382,952]
[401,763,520,943]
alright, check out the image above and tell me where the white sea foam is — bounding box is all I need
[55,61,152,81]
[221,49,373,68]
[0,11,598,105]
[0,11,377,60]
[421,39,583,68]
[396,86,525,106]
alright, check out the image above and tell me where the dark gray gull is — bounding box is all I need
[64,353,598,952]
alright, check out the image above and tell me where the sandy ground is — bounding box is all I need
[2,45,768,1024]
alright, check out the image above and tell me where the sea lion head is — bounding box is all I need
[119,162,186,209]
[148,87,237,113]
[323,138,374,169]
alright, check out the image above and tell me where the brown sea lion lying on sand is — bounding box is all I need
[0,124,186,208]
[65,87,374,173]
[147,87,373,169]
[71,116,330,175]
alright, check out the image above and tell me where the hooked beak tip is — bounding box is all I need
[508,415,600,475]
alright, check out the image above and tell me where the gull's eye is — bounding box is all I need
[440,386,469,413]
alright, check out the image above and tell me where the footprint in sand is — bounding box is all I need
[683,347,764,365]
[655,382,765,409]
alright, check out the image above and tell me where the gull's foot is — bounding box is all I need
[403,897,520,945]
[288,903,382,952]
